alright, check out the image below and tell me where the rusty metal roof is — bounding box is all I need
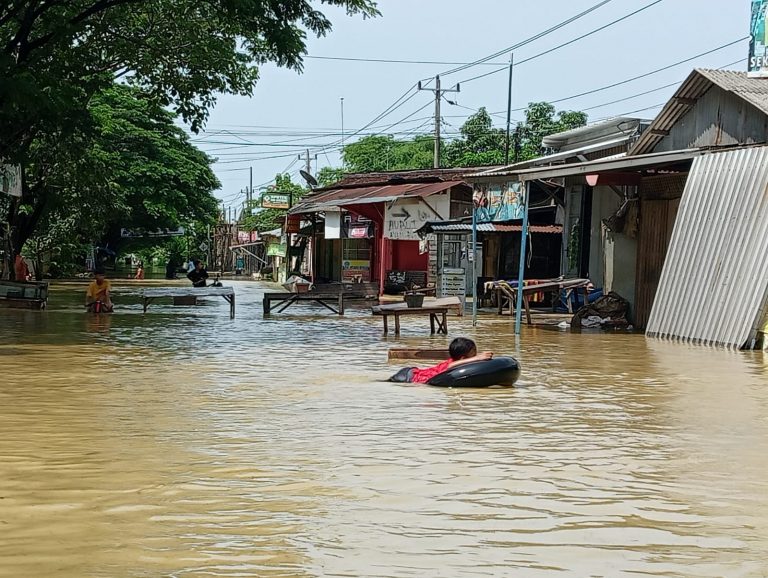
[631,69,768,155]
[418,220,562,235]
[291,181,466,213]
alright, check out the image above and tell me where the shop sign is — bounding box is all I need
[472,181,526,222]
[0,164,21,197]
[261,192,291,209]
[750,0,768,77]
[121,227,185,238]
[384,199,439,241]
[285,215,302,234]
[266,242,287,257]
[237,231,258,243]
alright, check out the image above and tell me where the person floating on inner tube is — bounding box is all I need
[389,337,493,384]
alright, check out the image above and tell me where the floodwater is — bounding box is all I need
[1,280,767,578]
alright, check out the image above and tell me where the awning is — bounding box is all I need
[504,148,706,181]
[291,181,463,214]
[417,219,562,236]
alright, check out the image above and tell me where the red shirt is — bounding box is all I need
[411,359,453,384]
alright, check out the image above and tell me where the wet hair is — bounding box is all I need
[94,268,106,276]
[193,259,201,267]
[449,337,477,360]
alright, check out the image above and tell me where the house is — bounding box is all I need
[288,169,473,295]
[498,69,768,347]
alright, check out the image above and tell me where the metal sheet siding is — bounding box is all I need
[646,147,768,348]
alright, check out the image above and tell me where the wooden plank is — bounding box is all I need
[143,287,234,298]
[388,348,450,361]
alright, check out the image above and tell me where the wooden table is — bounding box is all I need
[142,287,236,319]
[263,292,344,315]
[372,303,449,336]
[493,278,591,323]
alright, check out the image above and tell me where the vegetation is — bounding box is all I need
[240,174,307,233]
[339,103,588,174]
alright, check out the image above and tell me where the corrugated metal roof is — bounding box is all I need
[291,181,461,213]
[419,221,562,235]
[646,146,768,349]
[631,69,768,155]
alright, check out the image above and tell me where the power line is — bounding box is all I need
[439,0,616,77]
[305,55,509,66]
[459,0,667,85]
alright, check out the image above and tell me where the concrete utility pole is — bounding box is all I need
[300,149,318,176]
[418,75,460,168]
[504,53,515,166]
[248,167,253,204]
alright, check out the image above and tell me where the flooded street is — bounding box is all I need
[1,280,767,577]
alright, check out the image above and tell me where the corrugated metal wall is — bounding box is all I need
[646,146,768,348]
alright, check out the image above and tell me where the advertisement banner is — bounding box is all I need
[342,259,371,282]
[750,0,768,77]
[472,181,526,222]
[266,242,287,257]
[285,215,302,234]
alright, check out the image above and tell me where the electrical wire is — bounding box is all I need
[459,0,667,85]
[305,55,508,66]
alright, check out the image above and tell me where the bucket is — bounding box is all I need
[404,293,424,308]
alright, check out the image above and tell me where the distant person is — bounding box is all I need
[165,259,177,280]
[13,252,30,282]
[187,259,195,273]
[134,262,145,280]
[388,337,493,384]
[186,259,209,288]
[86,269,113,312]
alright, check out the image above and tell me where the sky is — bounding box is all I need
[193,0,750,211]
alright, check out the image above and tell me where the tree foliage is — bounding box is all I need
[336,102,588,176]
[0,0,379,161]
[7,84,220,275]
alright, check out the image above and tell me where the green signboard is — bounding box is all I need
[750,0,768,77]
[261,192,291,209]
[266,242,287,257]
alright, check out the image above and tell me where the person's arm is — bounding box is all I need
[448,352,493,368]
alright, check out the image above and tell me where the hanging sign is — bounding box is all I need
[261,192,291,209]
[285,215,302,234]
[0,164,21,197]
[750,0,768,77]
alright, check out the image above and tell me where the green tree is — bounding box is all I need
[241,174,306,233]
[317,166,345,187]
[14,84,220,276]
[342,134,434,173]
[443,107,506,167]
[0,0,379,162]
[516,102,588,161]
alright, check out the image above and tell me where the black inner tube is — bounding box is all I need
[426,356,521,388]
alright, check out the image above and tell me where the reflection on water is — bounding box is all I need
[1,280,767,577]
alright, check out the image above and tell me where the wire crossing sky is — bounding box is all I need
[197,0,750,205]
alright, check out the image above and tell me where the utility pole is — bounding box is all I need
[248,167,253,205]
[300,149,317,176]
[505,53,515,166]
[418,75,460,169]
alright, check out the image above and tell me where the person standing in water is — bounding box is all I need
[186,259,209,287]
[86,269,113,312]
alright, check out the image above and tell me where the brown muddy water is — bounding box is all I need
[1,280,767,577]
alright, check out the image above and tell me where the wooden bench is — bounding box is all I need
[142,287,236,319]
[493,278,591,323]
[372,303,449,336]
[263,292,344,315]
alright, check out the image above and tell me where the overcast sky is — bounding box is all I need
[195,0,749,210]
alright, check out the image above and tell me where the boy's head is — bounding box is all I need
[94,269,106,283]
[449,337,477,361]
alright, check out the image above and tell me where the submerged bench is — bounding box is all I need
[263,292,344,315]
[142,287,236,319]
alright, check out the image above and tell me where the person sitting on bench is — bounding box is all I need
[186,260,209,288]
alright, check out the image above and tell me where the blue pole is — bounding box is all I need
[471,203,478,326]
[514,181,530,335]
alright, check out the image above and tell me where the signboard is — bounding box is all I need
[285,215,302,234]
[120,227,185,238]
[266,242,287,257]
[261,192,291,209]
[236,231,258,244]
[384,199,443,241]
[472,181,526,222]
[750,0,768,77]
[342,259,371,282]
[325,210,341,239]
[0,165,21,197]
